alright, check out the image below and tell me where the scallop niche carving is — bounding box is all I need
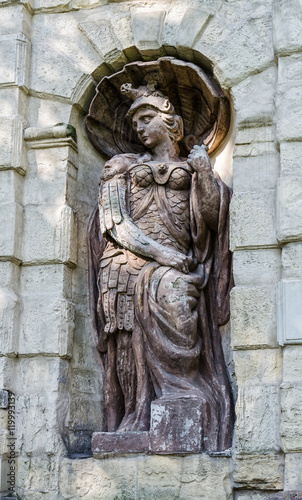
[87,57,234,455]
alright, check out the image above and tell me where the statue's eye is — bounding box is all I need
[143,117,151,124]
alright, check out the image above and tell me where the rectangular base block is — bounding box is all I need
[150,398,203,454]
[92,431,150,457]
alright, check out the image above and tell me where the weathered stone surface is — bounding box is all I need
[278,53,302,83]
[195,11,274,86]
[16,358,69,394]
[280,142,302,177]
[277,280,302,345]
[59,456,137,499]
[232,66,277,127]
[277,177,302,243]
[92,431,149,457]
[233,249,281,286]
[176,8,211,60]
[17,393,67,455]
[235,126,275,146]
[283,346,302,382]
[79,19,128,70]
[236,492,276,500]
[234,386,280,454]
[0,116,25,173]
[150,399,203,454]
[282,243,302,279]
[284,454,302,491]
[59,454,231,500]
[230,191,277,251]
[22,204,77,266]
[276,83,302,141]
[131,7,166,55]
[30,13,100,99]
[16,456,60,499]
[231,286,277,349]
[233,454,284,490]
[273,0,302,56]
[280,384,302,452]
[234,349,282,386]
[0,409,8,430]
[19,296,74,356]
[0,457,10,495]
[0,33,30,89]
[233,152,279,193]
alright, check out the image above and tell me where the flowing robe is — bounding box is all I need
[88,152,234,451]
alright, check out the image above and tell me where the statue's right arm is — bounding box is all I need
[99,157,192,273]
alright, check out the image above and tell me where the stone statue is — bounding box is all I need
[87,58,234,453]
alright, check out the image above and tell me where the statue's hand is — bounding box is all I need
[187,144,211,173]
[155,249,195,274]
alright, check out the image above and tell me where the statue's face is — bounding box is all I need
[132,107,169,149]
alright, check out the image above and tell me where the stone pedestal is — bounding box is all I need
[92,398,205,456]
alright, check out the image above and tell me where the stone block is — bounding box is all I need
[267,492,302,500]
[17,456,60,498]
[59,456,137,499]
[233,152,279,193]
[234,386,280,454]
[78,20,127,70]
[230,191,277,251]
[233,249,281,286]
[92,432,149,457]
[195,12,274,87]
[0,409,8,430]
[277,177,302,243]
[231,286,277,349]
[30,14,100,99]
[16,358,69,394]
[283,346,302,382]
[21,264,72,301]
[276,83,302,141]
[0,5,32,39]
[280,384,302,452]
[233,454,284,490]
[280,142,302,177]
[235,126,275,146]
[0,358,15,391]
[176,8,211,60]
[22,204,77,266]
[0,429,9,455]
[137,455,184,500]
[282,243,302,279]
[131,8,166,54]
[0,33,30,89]
[284,454,302,491]
[17,392,67,455]
[0,116,25,173]
[150,398,203,454]
[273,0,302,56]
[0,390,8,409]
[19,296,75,357]
[234,349,282,386]
[232,66,277,128]
[179,454,232,500]
[0,287,20,356]
[0,170,23,207]
[0,87,27,118]
[278,53,302,83]
[0,202,23,261]
[24,146,78,208]
[277,280,302,345]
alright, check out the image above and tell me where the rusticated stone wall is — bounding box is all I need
[0,0,302,498]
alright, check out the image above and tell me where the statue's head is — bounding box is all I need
[121,83,184,151]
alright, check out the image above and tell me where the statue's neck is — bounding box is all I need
[150,139,180,163]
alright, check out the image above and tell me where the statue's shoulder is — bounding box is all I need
[101,153,140,181]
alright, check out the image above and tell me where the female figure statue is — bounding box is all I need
[88,80,234,452]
